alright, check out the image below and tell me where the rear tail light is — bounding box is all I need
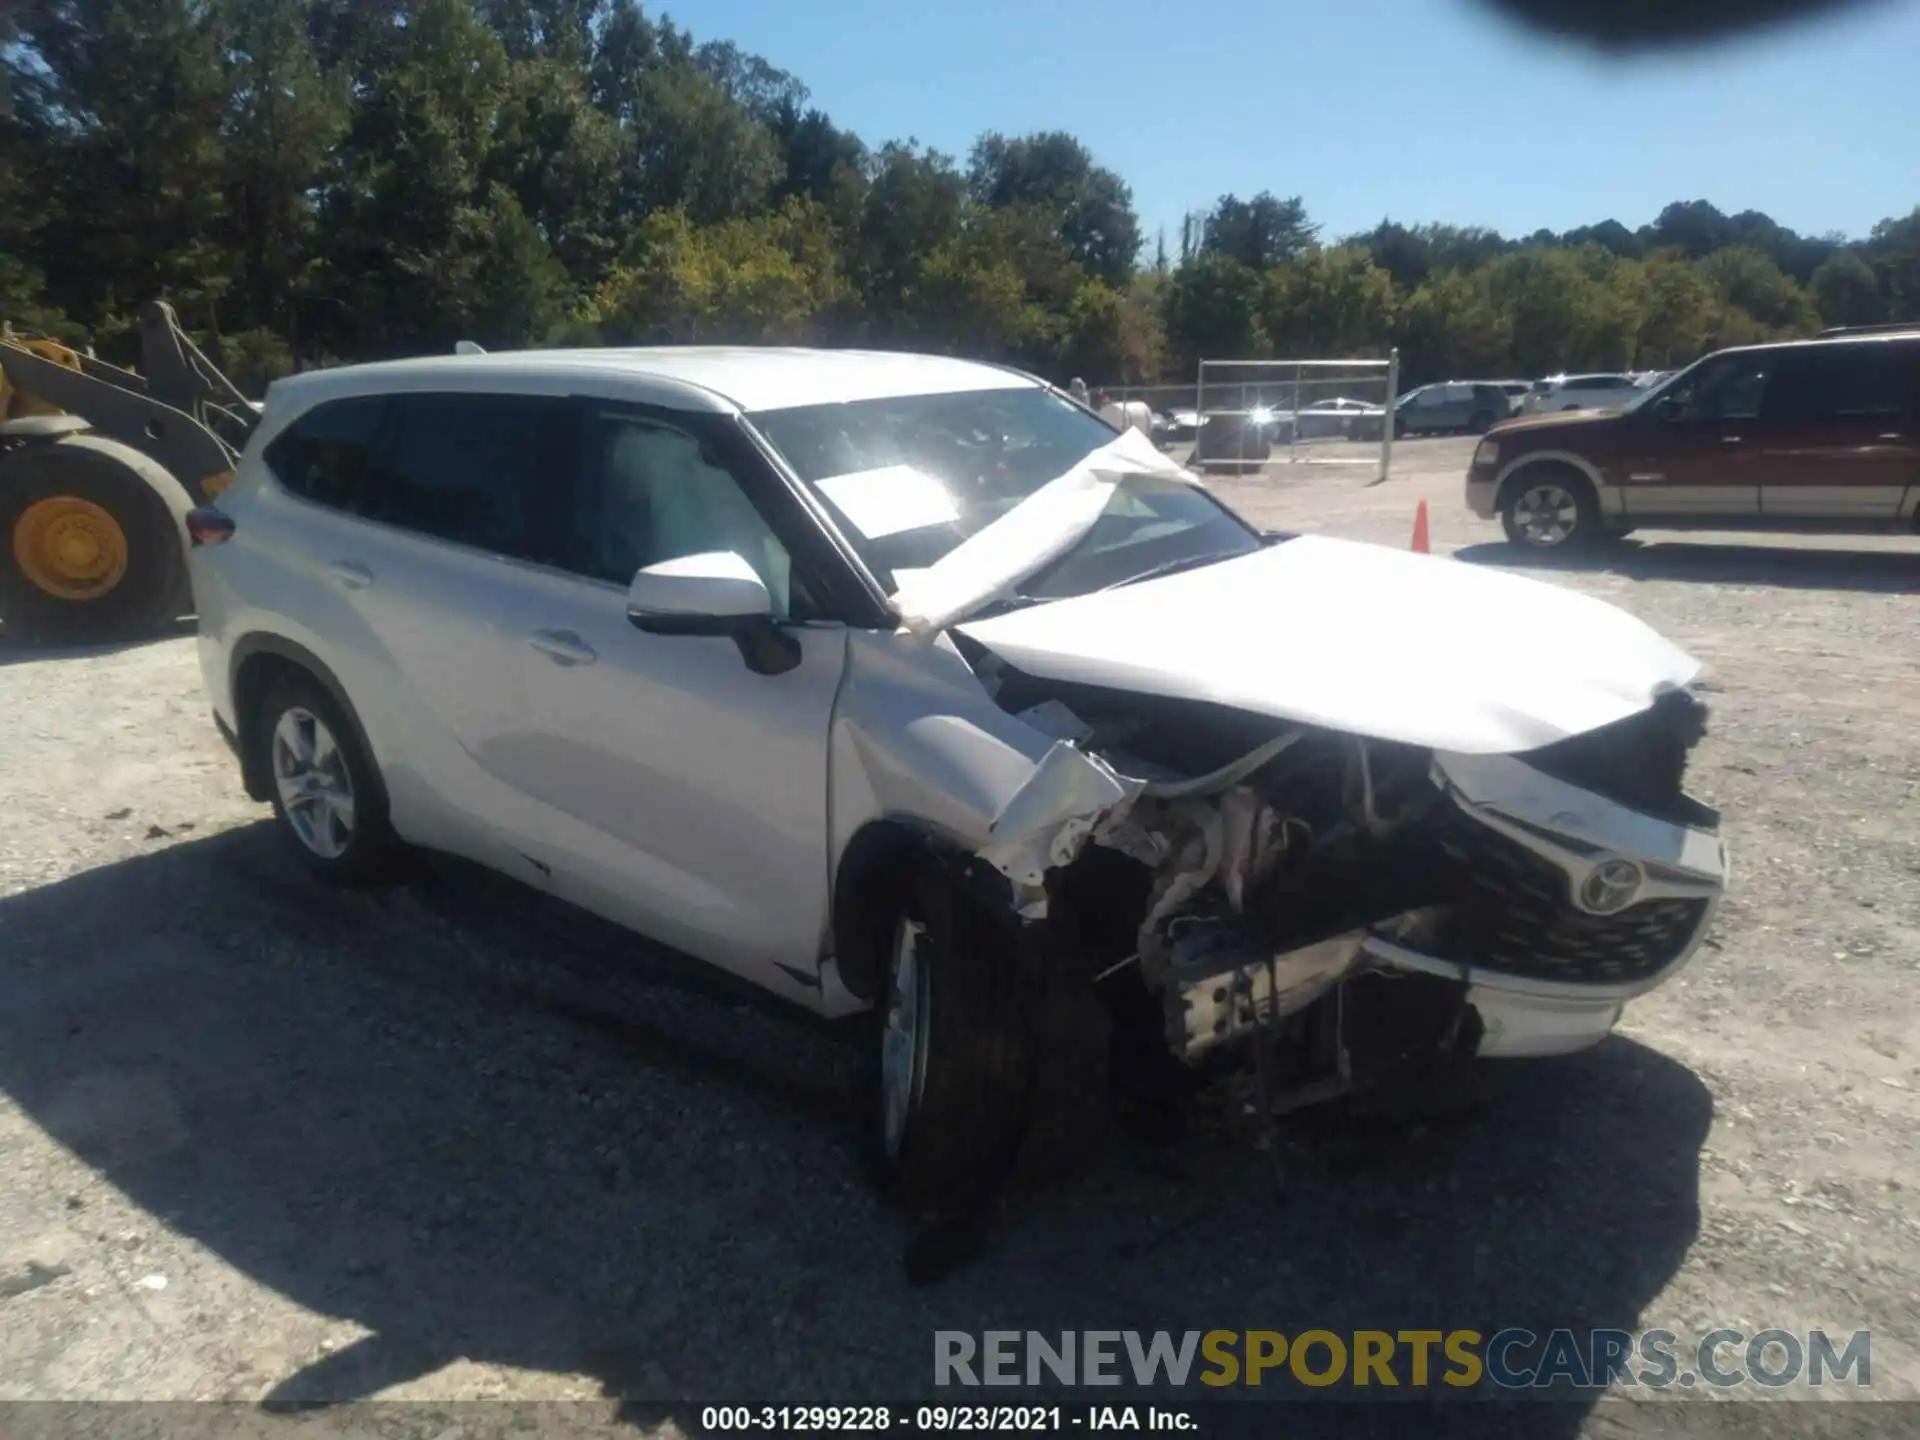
[186,506,235,546]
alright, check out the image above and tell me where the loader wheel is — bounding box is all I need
[1,444,185,643]
[868,867,1034,1220]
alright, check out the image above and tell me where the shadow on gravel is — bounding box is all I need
[0,615,196,665]
[1457,537,1920,593]
[0,824,1712,1438]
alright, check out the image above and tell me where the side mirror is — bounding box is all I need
[1649,395,1683,421]
[627,550,771,628]
[626,551,800,676]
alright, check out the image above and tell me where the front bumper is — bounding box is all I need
[1465,470,1498,519]
[1406,749,1726,1056]
[1163,749,1727,1067]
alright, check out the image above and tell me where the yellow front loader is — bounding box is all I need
[0,301,256,642]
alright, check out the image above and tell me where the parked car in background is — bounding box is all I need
[1163,407,1200,441]
[1395,381,1513,436]
[1521,373,1641,414]
[1494,380,1532,414]
[1296,396,1385,439]
[1469,328,1920,550]
[185,345,1729,1230]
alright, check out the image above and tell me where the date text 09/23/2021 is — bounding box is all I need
[698,1407,1190,1433]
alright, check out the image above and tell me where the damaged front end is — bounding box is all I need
[971,677,1728,1117]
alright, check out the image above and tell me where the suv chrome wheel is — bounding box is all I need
[1508,480,1582,547]
[880,915,931,1159]
[271,706,356,860]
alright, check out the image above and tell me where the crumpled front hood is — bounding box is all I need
[956,535,1702,756]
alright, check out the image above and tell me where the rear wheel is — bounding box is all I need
[1500,466,1600,551]
[0,442,186,643]
[258,670,401,884]
[869,868,1033,1217]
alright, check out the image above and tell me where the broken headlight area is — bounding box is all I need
[976,682,1725,1117]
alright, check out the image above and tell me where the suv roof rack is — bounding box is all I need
[1816,322,1920,337]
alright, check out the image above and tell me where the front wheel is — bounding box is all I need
[1501,468,1601,551]
[870,870,1033,1216]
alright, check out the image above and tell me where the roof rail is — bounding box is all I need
[1815,322,1920,338]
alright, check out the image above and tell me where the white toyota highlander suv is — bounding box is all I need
[188,347,1729,1220]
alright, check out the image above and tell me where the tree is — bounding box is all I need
[1629,254,1720,367]
[579,198,849,344]
[1809,251,1884,330]
[1161,253,1267,369]
[968,131,1141,288]
[1395,269,1509,384]
[1482,248,1631,374]
[483,0,602,64]
[1058,279,1166,384]
[215,0,348,340]
[853,142,968,335]
[1641,200,1732,259]
[1696,246,1819,337]
[693,39,807,127]
[14,0,233,340]
[487,52,624,283]
[624,61,783,226]
[770,100,868,213]
[1261,245,1397,357]
[1559,219,1640,257]
[1863,208,1920,322]
[2,0,1910,387]
[1201,192,1316,271]
[318,0,567,354]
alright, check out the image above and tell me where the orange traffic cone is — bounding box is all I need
[1410,498,1431,554]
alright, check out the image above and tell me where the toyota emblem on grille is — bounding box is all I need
[1579,858,1644,915]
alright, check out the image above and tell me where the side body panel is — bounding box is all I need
[488,561,850,1002]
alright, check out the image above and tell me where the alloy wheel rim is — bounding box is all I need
[271,706,356,860]
[1513,483,1579,546]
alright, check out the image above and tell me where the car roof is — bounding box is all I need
[1716,330,1920,358]
[263,346,1038,416]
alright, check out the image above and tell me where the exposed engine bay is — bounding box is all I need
[960,643,1727,1118]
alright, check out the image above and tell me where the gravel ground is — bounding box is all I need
[1,435,1918,1437]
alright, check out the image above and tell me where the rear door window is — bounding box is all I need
[262,396,393,516]
[380,392,574,562]
[1763,345,1908,423]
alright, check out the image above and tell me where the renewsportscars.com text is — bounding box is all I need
[933,1328,1872,1392]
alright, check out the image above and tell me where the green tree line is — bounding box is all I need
[3,0,1917,395]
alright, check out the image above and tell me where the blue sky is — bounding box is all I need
[670,0,1920,249]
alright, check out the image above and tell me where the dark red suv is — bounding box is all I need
[1465,328,1920,550]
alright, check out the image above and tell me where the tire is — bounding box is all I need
[1499,465,1600,552]
[1468,409,1495,434]
[256,669,402,885]
[869,867,1034,1217]
[0,442,186,643]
